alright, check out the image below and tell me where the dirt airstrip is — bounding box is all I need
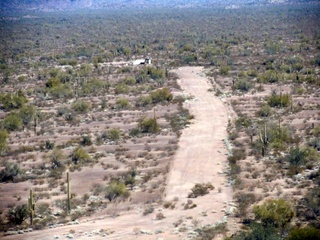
[3,66,235,240]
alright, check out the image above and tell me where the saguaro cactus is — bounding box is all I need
[28,189,35,225]
[259,123,268,157]
[67,172,71,214]
[33,115,38,136]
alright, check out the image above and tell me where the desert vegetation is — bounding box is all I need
[0,2,320,239]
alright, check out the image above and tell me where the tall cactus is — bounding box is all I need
[67,172,71,214]
[28,189,35,225]
[33,115,38,136]
[259,123,268,157]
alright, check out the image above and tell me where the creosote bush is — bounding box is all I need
[7,204,29,225]
[105,180,129,202]
[228,148,246,164]
[71,100,91,114]
[71,147,91,165]
[3,112,23,131]
[108,128,121,142]
[0,91,28,111]
[0,162,21,182]
[138,117,160,134]
[267,93,291,108]
[234,79,253,92]
[256,104,272,117]
[188,183,214,198]
[115,98,130,109]
[150,88,173,103]
[0,129,9,154]
[253,199,295,228]
[287,226,320,240]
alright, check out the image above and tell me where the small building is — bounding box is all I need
[145,58,152,64]
[131,58,152,66]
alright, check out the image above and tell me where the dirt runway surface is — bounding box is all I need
[165,67,231,202]
[2,66,234,240]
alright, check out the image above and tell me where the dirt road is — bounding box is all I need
[2,66,234,240]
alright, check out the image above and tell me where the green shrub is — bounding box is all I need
[19,105,36,127]
[129,128,141,137]
[3,112,23,131]
[228,148,246,164]
[45,77,61,88]
[71,100,91,114]
[256,104,272,117]
[49,149,65,179]
[71,147,91,164]
[313,54,320,66]
[114,83,129,94]
[45,140,55,150]
[1,91,28,111]
[108,128,121,141]
[235,192,256,218]
[7,204,29,225]
[122,76,136,85]
[188,183,214,198]
[308,138,320,151]
[105,180,129,202]
[147,66,164,79]
[115,98,130,109]
[136,95,152,107]
[235,79,253,92]
[219,65,230,75]
[247,69,258,77]
[267,93,291,108]
[195,223,228,240]
[265,41,281,54]
[79,64,93,77]
[265,123,293,147]
[81,78,109,96]
[0,129,9,154]
[59,58,78,66]
[285,147,307,167]
[0,162,21,182]
[235,116,251,129]
[80,135,92,146]
[311,125,320,137]
[101,98,107,110]
[253,199,295,228]
[287,226,320,240]
[258,70,279,83]
[284,147,319,174]
[234,222,281,240]
[169,109,194,132]
[183,54,197,64]
[124,169,137,189]
[49,84,74,99]
[150,88,173,104]
[138,117,160,134]
[301,185,320,220]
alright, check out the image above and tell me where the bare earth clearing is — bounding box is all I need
[3,66,234,240]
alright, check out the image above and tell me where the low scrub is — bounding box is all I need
[253,199,295,229]
[188,183,214,198]
[71,147,91,165]
[267,93,291,108]
[7,204,29,225]
[105,180,129,202]
[138,117,160,134]
[150,88,173,104]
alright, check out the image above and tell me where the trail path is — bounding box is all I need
[2,66,234,240]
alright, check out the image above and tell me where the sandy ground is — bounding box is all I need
[3,66,234,240]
